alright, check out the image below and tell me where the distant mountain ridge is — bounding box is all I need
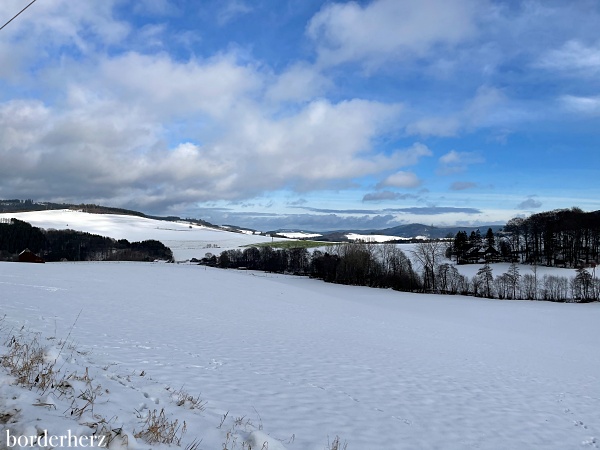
[271,224,505,241]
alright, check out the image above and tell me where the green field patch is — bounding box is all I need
[244,240,338,249]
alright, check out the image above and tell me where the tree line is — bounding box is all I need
[447,208,600,270]
[203,242,421,292]
[411,236,598,302]
[204,239,598,303]
[0,218,173,262]
[504,207,600,267]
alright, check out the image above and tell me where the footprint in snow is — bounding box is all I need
[581,437,597,448]
[392,416,412,425]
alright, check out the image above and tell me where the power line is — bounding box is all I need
[0,0,39,32]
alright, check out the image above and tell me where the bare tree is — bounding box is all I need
[411,241,446,292]
[476,262,494,298]
[506,262,521,299]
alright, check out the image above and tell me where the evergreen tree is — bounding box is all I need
[452,231,469,263]
[485,228,495,249]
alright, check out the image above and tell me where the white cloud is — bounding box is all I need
[377,171,422,189]
[561,95,600,116]
[266,63,332,103]
[387,142,433,166]
[96,52,262,119]
[307,0,480,68]
[0,1,129,82]
[217,99,404,192]
[438,150,484,175]
[0,69,411,208]
[536,40,600,75]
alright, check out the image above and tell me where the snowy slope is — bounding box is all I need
[1,261,599,449]
[0,210,288,261]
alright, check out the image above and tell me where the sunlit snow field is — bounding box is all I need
[1,261,599,449]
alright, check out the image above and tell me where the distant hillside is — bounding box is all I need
[0,199,215,228]
[310,224,505,241]
[379,223,505,239]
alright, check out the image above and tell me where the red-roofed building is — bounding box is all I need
[18,249,45,263]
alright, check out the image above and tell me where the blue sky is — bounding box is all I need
[0,0,599,231]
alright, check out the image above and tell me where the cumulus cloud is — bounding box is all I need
[3,0,440,211]
[377,171,422,189]
[0,51,411,209]
[266,63,332,102]
[517,198,542,210]
[0,1,129,82]
[96,52,262,119]
[307,0,480,68]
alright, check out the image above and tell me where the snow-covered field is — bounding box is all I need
[1,261,599,450]
[0,210,288,261]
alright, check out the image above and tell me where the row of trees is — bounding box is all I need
[504,208,600,267]
[470,263,598,302]
[447,208,600,269]
[205,242,422,292]
[412,238,598,302]
[207,241,598,303]
[0,218,173,262]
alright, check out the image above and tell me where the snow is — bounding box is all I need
[1,261,599,449]
[0,210,289,261]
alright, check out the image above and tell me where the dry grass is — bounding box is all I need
[327,435,348,450]
[167,385,207,410]
[1,328,59,391]
[134,408,187,445]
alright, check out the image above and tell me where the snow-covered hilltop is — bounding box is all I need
[0,210,288,261]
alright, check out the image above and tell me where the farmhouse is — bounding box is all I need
[18,248,45,263]
[464,245,501,264]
